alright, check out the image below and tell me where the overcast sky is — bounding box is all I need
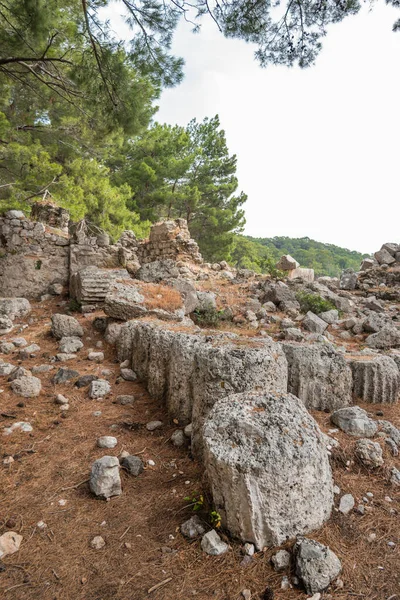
[107,2,400,254]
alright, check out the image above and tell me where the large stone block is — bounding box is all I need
[282,343,353,411]
[348,355,399,404]
[203,392,333,549]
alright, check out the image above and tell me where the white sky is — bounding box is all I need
[106,3,400,254]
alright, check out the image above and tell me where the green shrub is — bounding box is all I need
[296,291,336,314]
[192,306,230,328]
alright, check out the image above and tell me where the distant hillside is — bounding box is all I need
[231,235,369,277]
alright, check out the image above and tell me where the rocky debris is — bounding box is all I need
[171,429,186,447]
[378,420,400,445]
[263,281,298,308]
[331,406,378,437]
[360,258,375,271]
[8,366,31,381]
[284,327,305,341]
[282,343,352,411]
[120,455,144,476]
[53,367,79,384]
[196,291,217,311]
[59,336,83,354]
[120,367,136,381]
[168,278,199,314]
[338,493,355,514]
[366,326,400,350]
[362,312,390,334]
[0,342,15,354]
[302,311,328,334]
[355,438,384,468]
[200,530,229,556]
[0,298,31,320]
[55,394,69,405]
[90,536,106,550]
[340,268,357,290]
[51,314,83,339]
[349,356,399,404]
[318,309,339,324]
[0,316,13,335]
[88,351,104,363]
[137,259,180,283]
[116,394,135,406]
[374,247,396,266]
[390,467,400,486]
[146,420,163,431]
[0,532,23,558]
[271,549,291,571]
[365,296,385,313]
[97,436,117,449]
[104,321,123,345]
[10,375,41,397]
[294,537,341,594]
[104,283,145,320]
[89,456,122,499]
[181,515,206,539]
[276,254,300,271]
[75,374,97,388]
[0,362,15,376]
[203,392,333,549]
[18,343,40,359]
[89,379,111,399]
[3,421,33,435]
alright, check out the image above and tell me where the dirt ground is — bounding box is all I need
[0,298,399,600]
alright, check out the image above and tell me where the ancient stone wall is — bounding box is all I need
[0,209,69,298]
[136,219,203,265]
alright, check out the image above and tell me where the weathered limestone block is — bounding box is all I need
[348,355,399,404]
[340,268,358,290]
[374,247,396,265]
[287,268,315,283]
[104,283,146,320]
[51,314,83,339]
[191,338,288,458]
[366,326,400,349]
[69,242,121,275]
[282,343,353,411]
[70,266,129,305]
[276,254,299,271]
[203,392,333,549]
[136,259,180,282]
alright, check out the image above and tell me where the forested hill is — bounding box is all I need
[231,236,369,278]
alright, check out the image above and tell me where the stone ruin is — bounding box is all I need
[276,254,315,283]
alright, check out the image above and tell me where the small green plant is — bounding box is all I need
[296,291,336,314]
[68,298,81,313]
[35,259,42,270]
[192,306,230,328]
[183,493,222,528]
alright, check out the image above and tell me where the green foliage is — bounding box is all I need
[183,493,221,529]
[246,236,368,278]
[192,306,231,328]
[295,291,336,314]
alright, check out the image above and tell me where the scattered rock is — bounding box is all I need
[3,421,33,435]
[10,375,41,397]
[0,298,31,320]
[75,374,98,388]
[89,456,122,499]
[97,436,118,449]
[51,314,83,339]
[302,312,328,335]
[171,429,186,447]
[18,343,40,359]
[0,362,15,376]
[120,368,137,381]
[271,549,291,571]
[59,336,83,353]
[116,394,135,405]
[88,351,104,362]
[53,367,79,384]
[355,439,384,468]
[55,394,69,405]
[8,366,31,381]
[200,530,229,556]
[89,379,111,399]
[120,455,144,476]
[338,494,355,514]
[0,532,23,558]
[181,515,206,539]
[294,537,342,594]
[390,467,400,486]
[331,406,378,437]
[0,317,13,335]
[90,536,105,550]
[146,420,163,431]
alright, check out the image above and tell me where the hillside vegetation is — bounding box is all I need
[231,235,369,277]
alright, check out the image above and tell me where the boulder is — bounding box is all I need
[360,258,375,271]
[196,291,217,311]
[10,375,41,397]
[203,392,333,549]
[104,283,145,320]
[89,456,121,499]
[137,259,180,283]
[53,367,79,384]
[318,309,338,324]
[0,362,16,376]
[0,298,31,320]
[89,379,111,398]
[340,269,357,290]
[366,326,400,350]
[294,538,341,594]
[302,312,328,334]
[120,455,144,476]
[348,356,399,404]
[355,438,384,468]
[181,515,206,539]
[51,314,83,339]
[282,343,352,411]
[374,248,396,265]
[200,530,228,556]
[168,278,199,314]
[331,406,377,437]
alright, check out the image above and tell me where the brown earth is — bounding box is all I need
[0,298,399,600]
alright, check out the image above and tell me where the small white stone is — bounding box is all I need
[37,521,47,530]
[97,436,117,449]
[3,456,14,465]
[90,536,105,550]
[147,459,155,467]
[244,543,255,556]
[55,394,69,405]
[339,494,355,515]
[368,533,377,542]
[58,499,67,506]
